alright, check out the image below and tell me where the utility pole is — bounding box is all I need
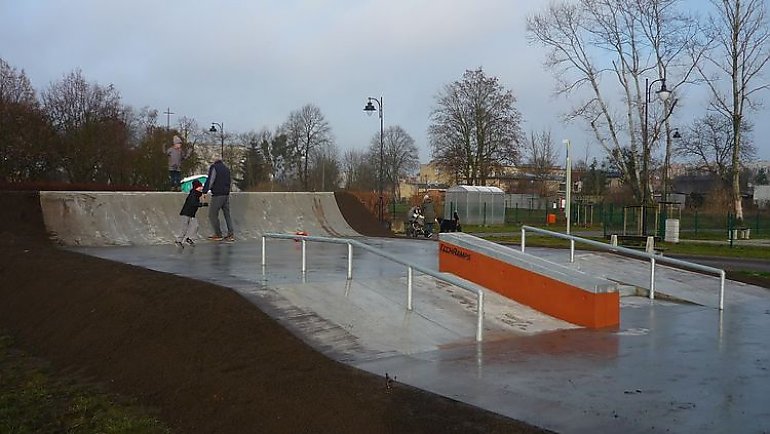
[164,107,174,130]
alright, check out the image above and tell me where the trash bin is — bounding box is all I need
[664,219,680,243]
[547,213,556,224]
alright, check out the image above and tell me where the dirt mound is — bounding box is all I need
[335,191,394,237]
[0,191,545,434]
[0,191,49,243]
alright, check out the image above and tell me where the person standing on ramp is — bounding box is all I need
[166,135,187,191]
[202,156,235,241]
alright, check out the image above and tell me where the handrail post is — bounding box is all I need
[476,290,484,342]
[649,256,656,300]
[301,238,307,273]
[520,227,526,253]
[261,235,266,266]
[719,270,725,310]
[347,243,353,280]
[407,266,413,311]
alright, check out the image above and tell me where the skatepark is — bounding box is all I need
[33,191,770,433]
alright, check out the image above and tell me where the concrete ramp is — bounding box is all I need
[39,191,360,246]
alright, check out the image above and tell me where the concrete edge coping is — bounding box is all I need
[439,232,618,294]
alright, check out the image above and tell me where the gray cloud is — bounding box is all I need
[2,0,768,164]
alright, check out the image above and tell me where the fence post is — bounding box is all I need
[515,203,519,223]
[756,211,760,236]
[602,203,607,238]
[694,210,699,235]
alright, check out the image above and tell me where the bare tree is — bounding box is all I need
[42,69,128,183]
[528,0,701,203]
[308,142,341,191]
[0,58,54,181]
[675,113,755,183]
[696,0,770,222]
[342,148,376,191]
[281,104,333,190]
[428,68,523,186]
[369,125,419,198]
[526,130,560,196]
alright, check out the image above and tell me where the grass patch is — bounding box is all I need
[0,333,170,434]
[657,242,770,260]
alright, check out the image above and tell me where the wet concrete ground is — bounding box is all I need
[71,237,770,433]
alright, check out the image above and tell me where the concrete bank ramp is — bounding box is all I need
[40,191,360,246]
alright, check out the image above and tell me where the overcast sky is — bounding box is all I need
[2,0,769,164]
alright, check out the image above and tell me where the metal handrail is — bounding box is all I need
[261,233,485,341]
[520,225,726,310]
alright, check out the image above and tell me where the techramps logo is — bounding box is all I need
[440,244,471,261]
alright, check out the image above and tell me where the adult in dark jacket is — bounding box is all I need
[202,158,234,241]
[421,194,436,238]
[174,179,207,248]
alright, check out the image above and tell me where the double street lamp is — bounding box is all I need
[209,122,224,159]
[363,96,384,223]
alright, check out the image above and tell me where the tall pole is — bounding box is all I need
[378,97,384,224]
[642,78,650,209]
[642,77,670,235]
[164,107,174,130]
[564,139,574,262]
[563,139,571,235]
[363,96,384,223]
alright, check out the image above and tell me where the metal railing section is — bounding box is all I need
[520,225,727,310]
[261,233,485,341]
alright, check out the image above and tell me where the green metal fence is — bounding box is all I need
[504,203,770,240]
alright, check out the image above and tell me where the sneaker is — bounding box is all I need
[208,235,224,241]
[185,238,195,246]
[174,240,184,248]
[224,234,235,242]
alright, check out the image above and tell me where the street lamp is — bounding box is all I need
[563,139,575,263]
[642,78,674,234]
[363,96,384,223]
[209,122,224,159]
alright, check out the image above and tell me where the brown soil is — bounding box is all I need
[0,191,547,434]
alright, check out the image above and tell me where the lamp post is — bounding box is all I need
[642,78,672,234]
[363,96,384,223]
[563,139,575,262]
[209,122,224,160]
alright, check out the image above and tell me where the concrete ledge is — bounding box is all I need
[439,233,619,328]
